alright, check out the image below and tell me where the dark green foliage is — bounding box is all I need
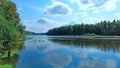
[0,0,25,57]
[47,20,120,36]
[0,0,20,26]
[17,23,26,36]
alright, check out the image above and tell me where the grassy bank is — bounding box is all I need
[0,50,18,58]
[0,49,19,68]
[0,64,12,68]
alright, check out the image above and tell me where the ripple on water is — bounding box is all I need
[45,53,72,68]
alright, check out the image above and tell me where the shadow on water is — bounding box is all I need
[48,37,120,53]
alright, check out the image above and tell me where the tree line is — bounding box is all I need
[47,20,120,36]
[0,0,25,57]
[25,31,46,35]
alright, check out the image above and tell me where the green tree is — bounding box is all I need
[47,20,120,36]
[0,0,25,57]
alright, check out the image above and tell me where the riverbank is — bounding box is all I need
[87,36,120,40]
[48,35,120,40]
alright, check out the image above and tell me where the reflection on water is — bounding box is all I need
[45,53,71,68]
[48,37,120,53]
[1,35,120,68]
[78,59,116,68]
[75,51,87,59]
[0,53,19,68]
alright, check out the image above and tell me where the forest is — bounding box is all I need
[47,20,120,36]
[0,0,25,57]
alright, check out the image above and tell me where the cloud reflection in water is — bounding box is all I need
[45,53,72,68]
[78,59,116,68]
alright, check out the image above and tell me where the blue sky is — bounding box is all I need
[12,0,120,33]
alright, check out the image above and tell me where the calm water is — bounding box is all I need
[15,35,120,68]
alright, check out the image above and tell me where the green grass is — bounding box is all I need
[0,50,18,58]
[0,50,18,68]
[0,64,12,68]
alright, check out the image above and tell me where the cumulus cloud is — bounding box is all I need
[21,18,63,33]
[44,2,72,16]
[36,18,49,24]
[75,12,104,24]
[114,12,120,19]
[81,0,89,4]
[92,10,100,14]
[70,0,118,11]
[66,12,104,25]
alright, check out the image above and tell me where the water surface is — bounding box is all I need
[16,35,120,68]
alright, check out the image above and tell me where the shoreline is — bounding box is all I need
[47,35,120,40]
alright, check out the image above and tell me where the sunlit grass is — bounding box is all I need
[0,64,12,68]
[0,50,18,58]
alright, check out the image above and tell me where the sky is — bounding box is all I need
[11,0,120,33]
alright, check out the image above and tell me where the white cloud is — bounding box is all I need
[66,12,104,25]
[104,0,117,11]
[92,10,100,14]
[114,12,120,19]
[74,12,104,24]
[36,18,49,24]
[70,0,118,11]
[21,18,64,33]
[44,1,72,16]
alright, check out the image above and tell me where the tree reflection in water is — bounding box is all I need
[48,37,120,53]
[0,54,19,68]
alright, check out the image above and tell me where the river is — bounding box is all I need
[1,35,120,68]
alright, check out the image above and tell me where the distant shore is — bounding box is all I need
[85,36,120,40]
[47,35,120,40]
